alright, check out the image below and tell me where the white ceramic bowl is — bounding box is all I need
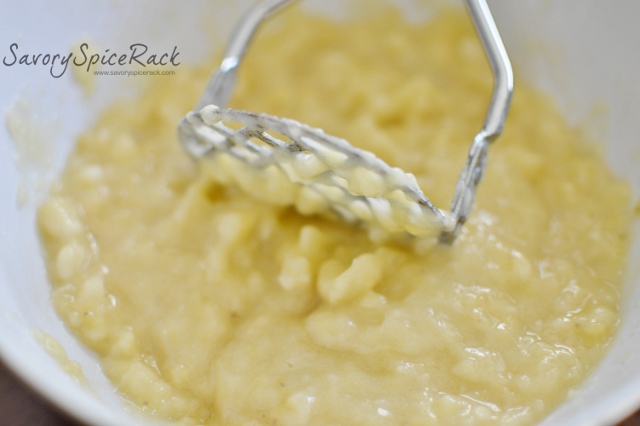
[1,1,639,425]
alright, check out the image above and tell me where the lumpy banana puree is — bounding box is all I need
[38,7,631,426]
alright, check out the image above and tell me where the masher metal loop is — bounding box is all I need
[444,0,514,243]
[190,0,514,243]
[197,0,297,110]
[464,0,514,142]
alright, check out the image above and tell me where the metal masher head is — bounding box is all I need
[178,0,513,243]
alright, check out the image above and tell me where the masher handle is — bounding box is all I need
[196,0,298,110]
[443,0,513,243]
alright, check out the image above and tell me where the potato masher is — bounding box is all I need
[178,0,513,244]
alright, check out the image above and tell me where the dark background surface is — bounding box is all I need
[1,358,640,425]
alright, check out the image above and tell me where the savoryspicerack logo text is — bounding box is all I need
[2,43,181,78]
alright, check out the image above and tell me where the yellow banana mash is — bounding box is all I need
[38,7,631,426]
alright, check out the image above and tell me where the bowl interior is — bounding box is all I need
[0,1,638,425]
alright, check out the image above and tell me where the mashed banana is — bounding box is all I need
[38,7,631,426]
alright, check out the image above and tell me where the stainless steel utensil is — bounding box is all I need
[179,0,513,243]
